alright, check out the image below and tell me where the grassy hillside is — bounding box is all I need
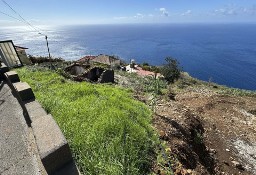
[16,67,156,175]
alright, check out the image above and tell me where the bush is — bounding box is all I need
[151,66,160,73]
[142,62,149,66]
[29,55,64,64]
[141,65,151,71]
[140,64,160,73]
[160,57,181,83]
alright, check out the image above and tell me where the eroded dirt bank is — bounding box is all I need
[153,86,256,174]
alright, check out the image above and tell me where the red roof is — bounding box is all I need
[135,66,161,77]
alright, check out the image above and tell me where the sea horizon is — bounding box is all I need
[1,23,256,90]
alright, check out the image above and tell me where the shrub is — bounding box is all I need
[28,55,64,64]
[151,66,160,73]
[140,64,160,73]
[142,62,149,66]
[160,57,181,83]
[141,65,151,71]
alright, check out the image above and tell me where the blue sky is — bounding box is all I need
[1,0,256,26]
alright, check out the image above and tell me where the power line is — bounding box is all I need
[0,10,49,35]
[1,0,43,34]
[0,10,38,32]
[1,0,52,59]
[0,10,23,23]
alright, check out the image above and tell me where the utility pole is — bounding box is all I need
[45,35,51,59]
[39,33,51,60]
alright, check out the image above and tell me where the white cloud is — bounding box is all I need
[159,8,169,17]
[181,10,192,16]
[134,13,144,18]
[245,4,256,15]
[113,16,128,20]
[214,8,237,16]
[213,4,256,16]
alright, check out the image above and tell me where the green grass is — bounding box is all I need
[16,67,156,175]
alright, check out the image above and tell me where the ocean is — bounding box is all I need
[1,23,256,90]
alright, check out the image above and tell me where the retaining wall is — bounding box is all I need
[0,63,80,175]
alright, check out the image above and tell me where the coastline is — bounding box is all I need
[2,23,256,90]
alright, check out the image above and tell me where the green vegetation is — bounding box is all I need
[160,57,181,84]
[28,55,64,64]
[168,71,256,98]
[218,86,256,97]
[140,62,160,73]
[16,67,157,175]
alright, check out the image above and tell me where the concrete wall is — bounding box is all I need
[0,66,80,175]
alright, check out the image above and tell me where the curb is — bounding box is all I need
[2,69,80,175]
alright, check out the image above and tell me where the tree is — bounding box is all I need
[160,57,181,83]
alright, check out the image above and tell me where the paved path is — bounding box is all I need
[0,80,42,175]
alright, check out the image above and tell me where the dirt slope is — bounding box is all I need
[153,86,256,175]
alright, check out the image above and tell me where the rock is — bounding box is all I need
[209,148,217,154]
[223,161,229,166]
[231,161,244,170]
[159,130,165,138]
[187,169,192,174]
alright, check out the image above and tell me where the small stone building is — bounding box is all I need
[15,46,31,65]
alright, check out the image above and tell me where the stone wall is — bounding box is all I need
[0,63,80,175]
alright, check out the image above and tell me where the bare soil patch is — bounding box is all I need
[152,87,256,174]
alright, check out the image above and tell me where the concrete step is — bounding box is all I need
[0,63,9,80]
[32,114,72,174]
[0,62,9,72]
[24,100,48,121]
[13,82,35,101]
[4,71,20,83]
[52,160,80,175]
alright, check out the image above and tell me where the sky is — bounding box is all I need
[0,0,256,26]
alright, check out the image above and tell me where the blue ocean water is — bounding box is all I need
[1,24,256,90]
